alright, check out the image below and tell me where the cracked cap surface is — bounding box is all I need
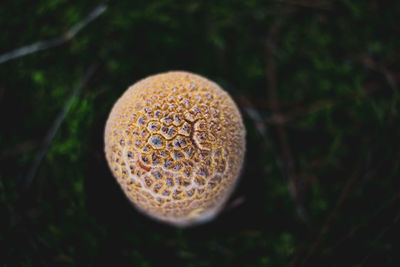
[104,71,246,226]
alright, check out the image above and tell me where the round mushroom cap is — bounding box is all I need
[104,71,246,227]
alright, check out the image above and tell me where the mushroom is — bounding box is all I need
[104,71,246,227]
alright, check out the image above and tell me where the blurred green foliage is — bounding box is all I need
[1,0,400,266]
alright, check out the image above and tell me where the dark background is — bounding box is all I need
[1,0,400,266]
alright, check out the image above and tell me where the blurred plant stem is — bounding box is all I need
[0,3,107,65]
[23,64,97,189]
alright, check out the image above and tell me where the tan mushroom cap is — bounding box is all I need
[104,71,246,226]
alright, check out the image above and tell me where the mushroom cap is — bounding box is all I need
[104,71,246,226]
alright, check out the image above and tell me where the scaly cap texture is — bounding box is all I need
[104,71,245,226]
